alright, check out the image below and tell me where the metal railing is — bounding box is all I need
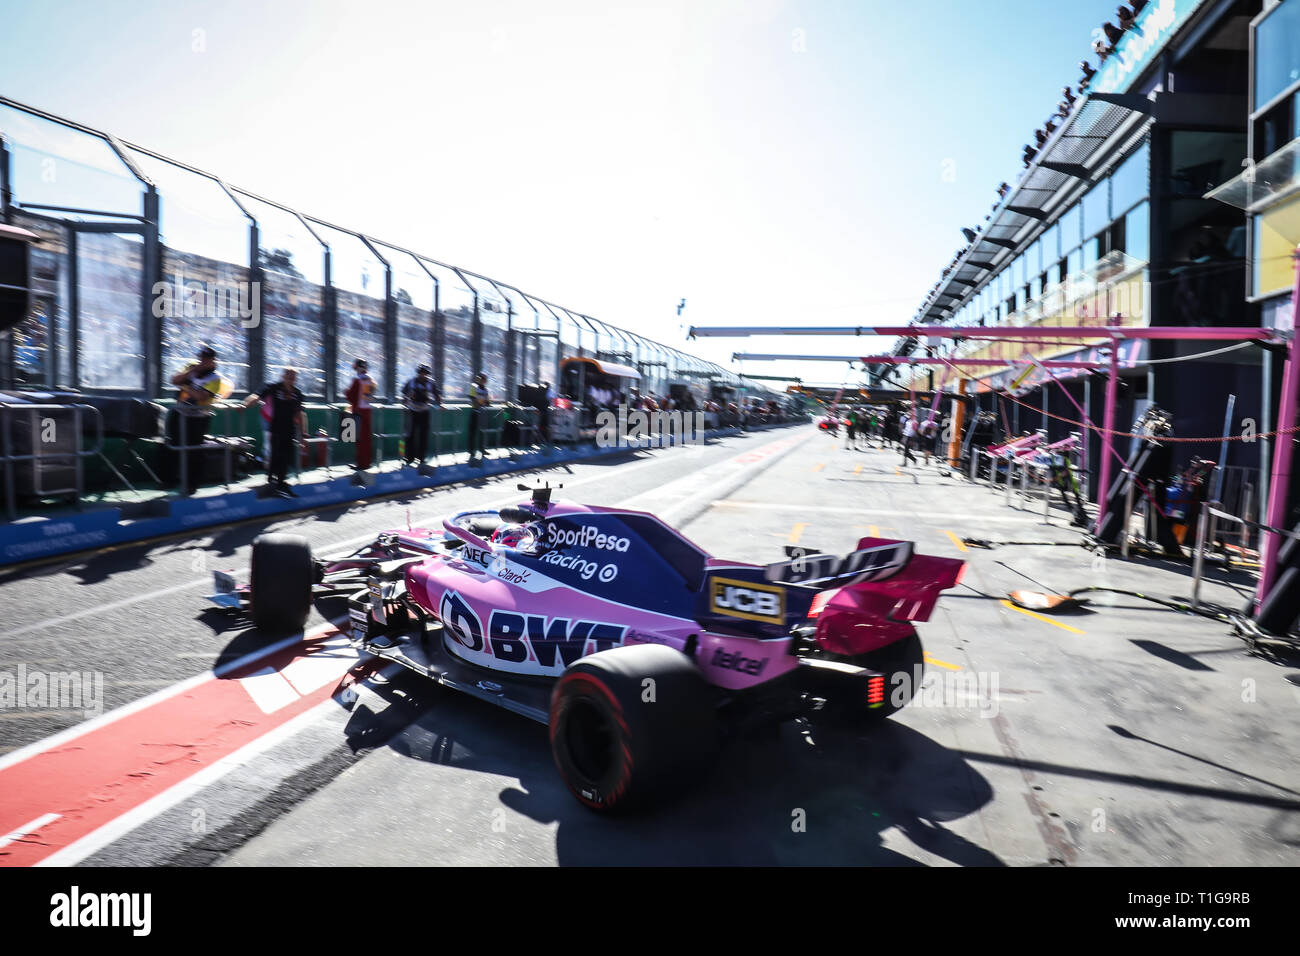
[164,401,257,496]
[968,431,1089,527]
[1210,465,1259,554]
[1,394,797,516]
[363,404,546,472]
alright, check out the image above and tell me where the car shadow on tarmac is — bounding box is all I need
[378,684,1004,866]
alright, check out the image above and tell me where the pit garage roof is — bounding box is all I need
[918,94,1151,326]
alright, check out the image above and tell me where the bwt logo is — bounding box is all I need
[152,268,261,328]
[595,406,707,448]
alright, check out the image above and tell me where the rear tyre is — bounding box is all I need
[812,630,924,725]
[250,533,313,633]
[549,644,718,813]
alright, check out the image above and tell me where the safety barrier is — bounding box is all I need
[962,425,1260,553]
[965,430,1088,527]
[1200,505,1297,631]
[170,402,551,487]
[0,395,805,524]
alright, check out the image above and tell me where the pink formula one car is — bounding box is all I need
[209,484,965,812]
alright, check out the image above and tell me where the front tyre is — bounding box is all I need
[813,630,924,725]
[250,533,313,634]
[549,644,718,813]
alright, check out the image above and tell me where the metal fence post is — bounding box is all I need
[72,406,84,509]
[1,407,13,520]
[1121,471,1135,559]
[1191,498,1215,610]
[1044,464,1052,523]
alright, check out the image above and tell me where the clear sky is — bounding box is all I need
[0,0,1120,388]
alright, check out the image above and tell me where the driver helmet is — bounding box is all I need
[491,523,533,548]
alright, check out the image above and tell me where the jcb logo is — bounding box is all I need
[710,577,784,624]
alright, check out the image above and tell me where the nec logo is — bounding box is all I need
[709,577,784,624]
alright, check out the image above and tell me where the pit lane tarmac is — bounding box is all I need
[2,425,1297,866]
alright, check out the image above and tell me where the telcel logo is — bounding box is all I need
[710,577,784,624]
[710,647,768,676]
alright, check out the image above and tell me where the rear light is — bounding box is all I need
[807,587,841,618]
[867,675,885,708]
[955,562,968,586]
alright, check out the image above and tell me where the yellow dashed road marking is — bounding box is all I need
[1000,599,1086,634]
[812,462,825,472]
[853,464,863,475]
[788,522,807,544]
[923,652,962,671]
[943,530,969,552]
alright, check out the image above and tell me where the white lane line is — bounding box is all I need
[0,442,695,641]
[34,697,338,867]
[710,501,1049,522]
[35,663,404,868]
[638,438,807,529]
[238,668,303,715]
[0,579,210,640]
[0,812,61,850]
[0,619,348,775]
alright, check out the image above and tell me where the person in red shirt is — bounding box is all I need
[344,358,375,470]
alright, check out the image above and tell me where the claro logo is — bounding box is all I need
[709,577,785,624]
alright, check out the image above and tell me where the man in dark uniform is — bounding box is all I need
[402,364,441,466]
[243,367,306,497]
[467,371,491,462]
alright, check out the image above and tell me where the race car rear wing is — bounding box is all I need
[762,540,914,588]
[695,542,914,637]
